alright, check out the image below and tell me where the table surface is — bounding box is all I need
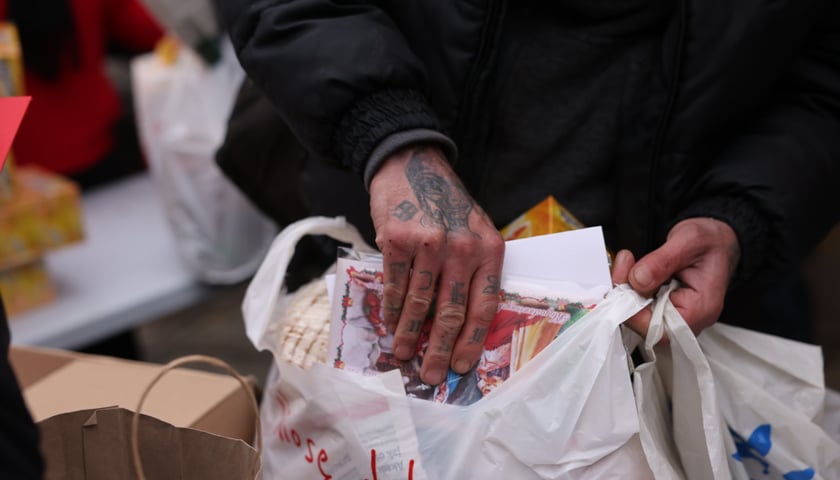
[9,173,209,349]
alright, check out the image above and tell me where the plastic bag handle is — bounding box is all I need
[638,280,731,478]
[242,216,374,352]
[130,354,262,480]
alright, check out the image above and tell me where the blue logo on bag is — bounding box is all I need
[730,424,815,479]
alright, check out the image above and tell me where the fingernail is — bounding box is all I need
[394,344,410,359]
[632,265,653,289]
[425,369,444,385]
[454,358,470,373]
[614,250,629,267]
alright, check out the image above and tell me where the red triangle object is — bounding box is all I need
[0,96,31,170]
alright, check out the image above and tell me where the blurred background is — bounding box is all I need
[0,0,838,396]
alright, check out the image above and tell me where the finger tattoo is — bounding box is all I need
[482,275,501,294]
[438,333,455,353]
[389,262,406,283]
[408,319,423,334]
[417,270,433,290]
[450,281,466,305]
[469,327,487,344]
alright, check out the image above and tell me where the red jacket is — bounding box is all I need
[2,0,162,175]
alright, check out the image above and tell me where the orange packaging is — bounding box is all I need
[501,196,613,267]
[500,196,585,241]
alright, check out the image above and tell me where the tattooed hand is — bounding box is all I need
[369,145,504,386]
[610,217,740,336]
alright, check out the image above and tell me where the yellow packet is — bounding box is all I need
[500,196,612,267]
[500,196,585,241]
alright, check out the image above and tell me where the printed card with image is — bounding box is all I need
[326,254,602,405]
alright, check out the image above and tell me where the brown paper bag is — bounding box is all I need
[39,407,258,480]
[37,355,261,479]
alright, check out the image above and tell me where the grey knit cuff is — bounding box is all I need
[363,129,458,190]
[335,89,443,178]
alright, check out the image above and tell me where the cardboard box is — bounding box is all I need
[0,260,56,316]
[9,346,257,443]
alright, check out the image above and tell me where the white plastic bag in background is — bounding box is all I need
[243,216,655,479]
[700,323,840,478]
[634,282,840,479]
[131,40,276,284]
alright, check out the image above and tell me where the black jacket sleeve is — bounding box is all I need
[216,0,447,178]
[676,6,840,285]
[0,297,44,480]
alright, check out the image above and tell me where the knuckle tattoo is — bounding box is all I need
[469,327,487,344]
[406,319,423,334]
[435,333,455,353]
[416,270,434,290]
[482,274,501,294]
[388,262,407,283]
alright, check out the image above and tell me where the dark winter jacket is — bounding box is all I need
[0,297,44,479]
[219,0,840,293]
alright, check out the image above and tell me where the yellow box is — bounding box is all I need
[0,185,47,267]
[15,166,84,249]
[0,167,84,269]
[500,196,585,241]
[0,259,56,317]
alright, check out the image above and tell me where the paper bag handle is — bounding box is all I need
[130,354,262,479]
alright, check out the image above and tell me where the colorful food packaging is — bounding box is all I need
[0,167,84,269]
[500,196,585,241]
[327,252,599,406]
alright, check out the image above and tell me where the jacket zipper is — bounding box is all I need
[452,0,505,189]
[646,0,688,248]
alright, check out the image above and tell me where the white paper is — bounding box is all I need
[327,227,612,301]
[501,226,611,291]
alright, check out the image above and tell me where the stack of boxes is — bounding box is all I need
[0,23,84,316]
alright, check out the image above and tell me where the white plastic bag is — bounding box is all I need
[633,283,738,480]
[243,216,655,479]
[244,217,840,478]
[701,324,840,478]
[634,282,840,479]
[131,40,275,284]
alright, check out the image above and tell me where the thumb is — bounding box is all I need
[629,232,701,296]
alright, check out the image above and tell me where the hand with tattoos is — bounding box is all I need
[610,217,741,336]
[369,145,504,386]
